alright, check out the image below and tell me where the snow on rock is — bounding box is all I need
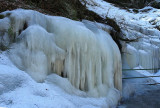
[83,0,160,73]
[0,9,122,107]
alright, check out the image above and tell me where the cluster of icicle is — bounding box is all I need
[0,9,122,104]
[121,23,160,73]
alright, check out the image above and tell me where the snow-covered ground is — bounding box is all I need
[0,51,108,108]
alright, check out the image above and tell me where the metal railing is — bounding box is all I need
[123,76,160,79]
[122,68,160,71]
[122,68,160,85]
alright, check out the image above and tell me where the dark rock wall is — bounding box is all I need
[105,0,154,9]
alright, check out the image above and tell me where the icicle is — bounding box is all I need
[0,9,122,101]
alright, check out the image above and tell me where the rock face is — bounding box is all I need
[105,0,153,8]
[149,0,160,9]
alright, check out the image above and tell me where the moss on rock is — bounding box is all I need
[0,14,5,19]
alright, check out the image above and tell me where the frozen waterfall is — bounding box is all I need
[0,9,122,107]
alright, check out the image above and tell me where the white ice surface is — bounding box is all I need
[0,52,108,108]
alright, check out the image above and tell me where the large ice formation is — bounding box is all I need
[83,0,160,73]
[0,9,122,104]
